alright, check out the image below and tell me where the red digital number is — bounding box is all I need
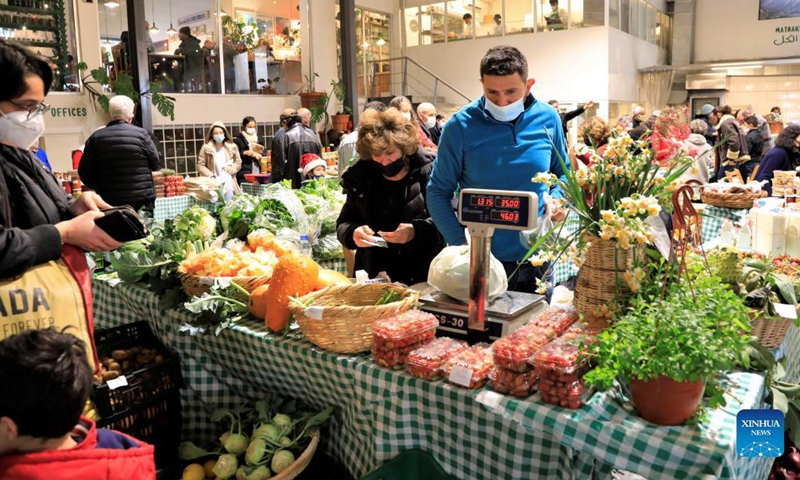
[501,212,519,222]
[500,199,520,208]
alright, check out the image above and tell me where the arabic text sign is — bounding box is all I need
[774,25,800,45]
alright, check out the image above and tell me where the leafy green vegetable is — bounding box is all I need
[183,281,251,335]
[376,289,401,306]
[109,250,173,283]
[174,205,218,242]
[312,234,344,261]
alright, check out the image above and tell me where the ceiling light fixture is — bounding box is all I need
[149,0,159,32]
[166,0,177,34]
[105,0,119,8]
[376,32,386,46]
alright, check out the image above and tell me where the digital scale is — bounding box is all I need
[414,188,547,343]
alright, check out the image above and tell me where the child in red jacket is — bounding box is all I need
[0,329,156,480]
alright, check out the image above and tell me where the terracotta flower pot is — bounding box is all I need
[331,114,350,132]
[299,91,326,110]
[629,376,705,426]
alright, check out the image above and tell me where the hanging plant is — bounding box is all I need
[222,14,261,52]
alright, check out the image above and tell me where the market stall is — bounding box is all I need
[92,278,797,479]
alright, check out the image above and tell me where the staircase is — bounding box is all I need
[361,57,471,118]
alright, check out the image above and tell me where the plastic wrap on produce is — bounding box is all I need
[428,246,508,303]
[313,234,344,260]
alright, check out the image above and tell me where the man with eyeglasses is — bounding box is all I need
[78,95,161,213]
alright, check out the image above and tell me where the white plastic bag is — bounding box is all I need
[519,193,555,249]
[428,246,508,303]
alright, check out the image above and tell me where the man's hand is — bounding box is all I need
[353,225,376,248]
[69,191,112,216]
[379,224,415,244]
[547,201,567,223]
[56,211,122,252]
[585,101,596,110]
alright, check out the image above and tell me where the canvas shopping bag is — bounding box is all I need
[0,245,99,369]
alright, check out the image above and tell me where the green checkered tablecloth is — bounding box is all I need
[153,195,218,222]
[241,183,272,197]
[700,205,750,244]
[318,258,347,274]
[92,278,794,480]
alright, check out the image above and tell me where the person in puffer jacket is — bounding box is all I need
[78,95,161,212]
[271,109,322,189]
[0,329,155,480]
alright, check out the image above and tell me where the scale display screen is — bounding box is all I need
[459,189,537,231]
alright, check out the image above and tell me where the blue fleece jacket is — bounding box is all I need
[427,94,569,262]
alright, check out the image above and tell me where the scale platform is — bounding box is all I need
[409,283,548,341]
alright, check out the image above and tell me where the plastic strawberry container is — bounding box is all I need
[373,341,428,370]
[406,337,469,381]
[443,344,495,389]
[373,310,439,351]
[538,379,594,409]
[492,324,554,373]
[489,368,538,398]
[529,306,579,336]
[533,334,592,384]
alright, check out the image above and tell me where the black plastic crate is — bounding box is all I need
[97,390,182,469]
[92,321,184,469]
[93,321,184,418]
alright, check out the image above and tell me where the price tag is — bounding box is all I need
[448,365,474,387]
[476,391,504,411]
[774,303,798,320]
[106,375,129,390]
[305,306,325,321]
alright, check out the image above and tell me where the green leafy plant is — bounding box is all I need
[76,62,176,120]
[309,79,350,128]
[296,73,320,94]
[221,13,262,52]
[742,256,798,320]
[745,339,800,446]
[584,259,752,417]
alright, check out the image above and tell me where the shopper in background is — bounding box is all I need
[0,329,155,479]
[0,40,121,277]
[716,105,749,179]
[462,13,482,37]
[548,99,595,139]
[29,138,50,171]
[631,105,646,128]
[175,27,203,91]
[197,121,241,200]
[389,96,436,150]
[572,116,611,169]
[271,112,322,189]
[416,102,438,145]
[299,153,327,185]
[431,114,446,145]
[232,116,265,184]
[771,106,783,120]
[326,129,341,149]
[489,14,503,36]
[545,0,568,30]
[743,115,765,180]
[755,124,800,195]
[694,103,718,146]
[428,45,568,295]
[338,101,387,174]
[79,95,160,213]
[337,108,444,286]
[273,108,297,143]
[683,119,714,183]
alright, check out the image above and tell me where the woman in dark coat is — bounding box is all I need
[755,124,800,195]
[232,115,265,184]
[336,108,445,285]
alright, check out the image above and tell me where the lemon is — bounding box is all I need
[181,463,206,480]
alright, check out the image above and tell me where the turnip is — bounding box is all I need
[237,465,272,480]
[224,432,249,455]
[271,450,296,473]
[212,453,239,479]
[245,438,268,466]
[253,423,280,442]
[219,431,232,445]
[272,414,292,431]
[279,436,292,447]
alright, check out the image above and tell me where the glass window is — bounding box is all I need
[609,0,620,29]
[419,3,446,44]
[620,0,630,33]
[628,0,637,38]
[570,0,605,29]
[0,0,79,92]
[361,9,391,98]
[404,7,421,47]
[541,0,568,31]
[637,0,647,41]
[475,0,503,37]
[506,0,535,35]
[645,3,655,43]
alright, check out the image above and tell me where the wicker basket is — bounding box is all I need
[700,189,766,209]
[273,430,320,480]
[290,283,419,354]
[751,314,794,350]
[574,237,641,325]
[178,271,270,298]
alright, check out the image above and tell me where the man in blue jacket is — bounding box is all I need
[427,45,569,294]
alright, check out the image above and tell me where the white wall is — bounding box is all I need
[608,26,663,103]
[405,27,610,106]
[726,75,800,123]
[151,94,300,125]
[695,0,800,62]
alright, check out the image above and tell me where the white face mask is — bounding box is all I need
[245,127,256,135]
[0,109,45,150]
[213,134,225,143]
[484,95,526,123]
[401,112,412,121]
[424,116,436,129]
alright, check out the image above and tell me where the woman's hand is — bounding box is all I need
[379,224,415,244]
[547,201,567,223]
[55,211,122,252]
[69,191,112,216]
[353,225,376,248]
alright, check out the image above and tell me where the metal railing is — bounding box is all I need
[364,56,471,108]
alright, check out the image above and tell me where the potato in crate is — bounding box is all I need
[92,321,183,468]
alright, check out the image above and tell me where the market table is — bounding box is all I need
[700,205,750,244]
[92,278,796,480]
